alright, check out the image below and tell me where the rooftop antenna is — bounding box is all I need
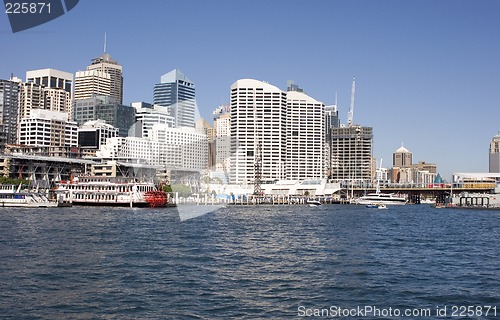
[104,32,107,53]
[347,77,355,127]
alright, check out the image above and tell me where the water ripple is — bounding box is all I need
[0,205,499,319]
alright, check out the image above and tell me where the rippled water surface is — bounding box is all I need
[0,205,499,319]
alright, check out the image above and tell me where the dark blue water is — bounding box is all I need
[0,205,499,319]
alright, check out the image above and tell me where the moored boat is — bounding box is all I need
[53,176,171,207]
[0,184,58,208]
[356,192,407,205]
[306,199,322,207]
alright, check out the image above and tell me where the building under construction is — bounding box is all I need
[329,125,374,185]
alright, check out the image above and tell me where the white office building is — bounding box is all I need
[18,109,78,147]
[229,79,287,185]
[286,90,325,180]
[97,137,161,165]
[150,124,208,172]
[96,125,207,172]
[26,68,73,92]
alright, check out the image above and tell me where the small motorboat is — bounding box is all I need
[366,203,387,209]
[307,200,322,207]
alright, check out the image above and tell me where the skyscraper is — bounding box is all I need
[229,79,287,185]
[26,68,73,116]
[286,90,325,180]
[87,53,123,104]
[26,68,73,93]
[153,69,196,128]
[74,50,122,105]
[0,78,20,148]
[489,131,500,173]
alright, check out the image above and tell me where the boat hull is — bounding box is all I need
[357,200,406,205]
[69,200,154,208]
[0,201,58,208]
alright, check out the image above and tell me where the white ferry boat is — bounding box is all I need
[356,192,407,206]
[0,184,58,208]
[53,176,170,207]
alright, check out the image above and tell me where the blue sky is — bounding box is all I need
[1,0,500,180]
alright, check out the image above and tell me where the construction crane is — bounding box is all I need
[347,77,356,127]
[253,90,262,196]
[253,140,262,196]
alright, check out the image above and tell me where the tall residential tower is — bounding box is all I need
[229,79,287,185]
[286,90,325,180]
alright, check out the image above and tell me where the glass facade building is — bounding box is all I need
[153,69,196,128]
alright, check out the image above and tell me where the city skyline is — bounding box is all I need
[1,0,500,180]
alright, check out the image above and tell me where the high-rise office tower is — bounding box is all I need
[0,78,20,148]
[330,125,373,183]
[153,69,196,128]
[489,131,500,173]
[86,52,123,104]
[26,68,73,116]
[229,79,287,185]
[74,70,111,101]
[26,68,73,92]
[286,90,325,180]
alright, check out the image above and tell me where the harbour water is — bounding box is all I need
[0,205,499,319]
